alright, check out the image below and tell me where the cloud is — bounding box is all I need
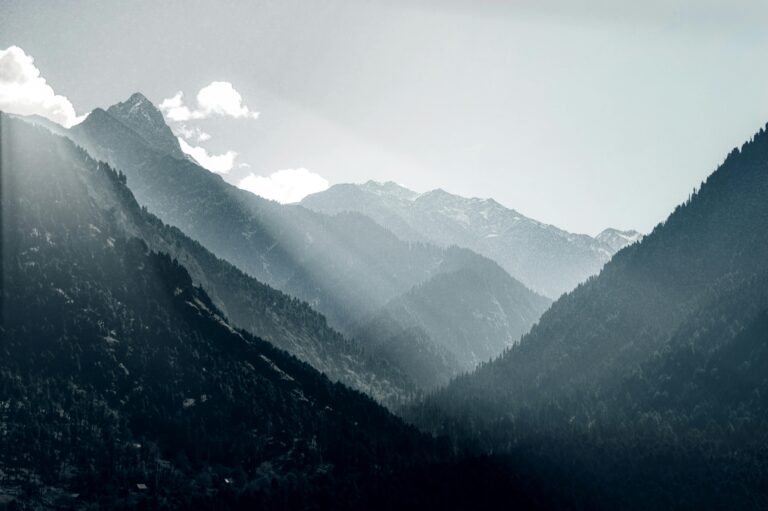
[159,81,258,121]
[197,81,259,119]
[0,45,86,127]
[159,82,256,173]
[175,124,211,142]
[238,168,329,203]
[178,137,238,174]
[158,92,194,121]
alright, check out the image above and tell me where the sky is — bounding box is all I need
[2,0,768,235]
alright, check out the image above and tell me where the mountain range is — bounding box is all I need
[25,92,554,391]
[407,123,768,509]
[4,88,768,510]
[0,115,448,507]
[0,106,562,510]
[354,249,551,389]
[11,107,412,403]
[302,181,641,298]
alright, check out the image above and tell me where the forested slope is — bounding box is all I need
[0,116,439,508]
[408,124,768,509]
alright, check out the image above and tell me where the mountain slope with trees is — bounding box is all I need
[24,93,553,398]
[67,96,439,332]
[0,114,447,508]
[65,93,542,342]
[0,111,570,511]
[11,112,413,403]
[407,123,768,509]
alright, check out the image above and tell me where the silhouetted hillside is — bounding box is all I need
[408,123,768,509]
[11,110,414,403]
[0,116,443,508]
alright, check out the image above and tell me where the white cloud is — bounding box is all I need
[159,82,256,173]
[0,45,86,127]
[197,81,258,119]
[159,92,194,122]
[159,81,259,121]
[178,137,237,174]
[238,168,329,204]
[175,124,211,142]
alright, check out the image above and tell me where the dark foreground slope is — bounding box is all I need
[14,110,412,403]
[0,115,564,511]
[408,124,768,509]
[0,116,443,509]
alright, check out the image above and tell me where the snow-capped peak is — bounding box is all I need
[595,228,643,252]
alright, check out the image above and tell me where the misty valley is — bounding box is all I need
[2,5,768,509]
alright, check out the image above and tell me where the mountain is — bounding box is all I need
[12,109,413,403]
[302,181,628,298]
[17,94,553,398]
[144,220,411,403]
[8,112,71,136]
[407,124,768,508]
[0,114,445,508]
[54,94,550,384]
[105,92,186,159]
[1,112,565,511]
[595,227,643,252]
[64,97,448,334]
[355,248,551,389]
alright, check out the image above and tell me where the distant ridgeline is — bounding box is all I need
[353,249,551,389]
[9,109,416,405]
[6,96,767,510]
[31,93,553,393]
[0,113,566,510]
[407,124,768,509]
[0,114,435,506]
[302,181,641,298]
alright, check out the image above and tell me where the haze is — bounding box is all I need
[2,0,768,234]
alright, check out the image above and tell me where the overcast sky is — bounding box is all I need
[2,0,768,234]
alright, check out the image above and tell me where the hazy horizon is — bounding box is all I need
[4,4,768,508]
[3,0,768,235]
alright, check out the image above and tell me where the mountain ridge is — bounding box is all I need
[1,115,447,506]
[106,92,186,159]
[302,181,636,298]
[409,120,768,448]
[354,247,551,389]
[9,110,414,403]
[62,93,551,369]
[595,227,643,252]
[401,121,768,508]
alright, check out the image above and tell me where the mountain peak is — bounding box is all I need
[108,92,159,119]
[105,92,184,159]
[417,188,454,201]
[359,180,419,200]
[127,91,150,104]
[595,228,643,252]
[76,107,113,128]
